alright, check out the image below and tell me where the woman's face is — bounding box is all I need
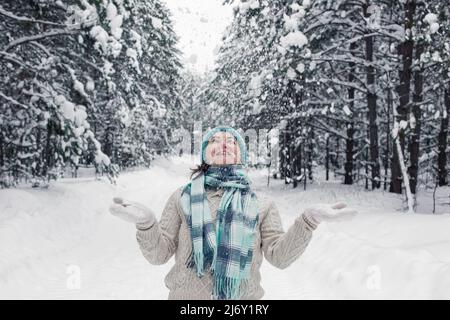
[204,132,242,166]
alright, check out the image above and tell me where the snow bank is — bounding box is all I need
[0,156,191,299]
[249,170,450,299]
[1,156,449,299]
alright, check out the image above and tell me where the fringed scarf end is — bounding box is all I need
[212,276,245,300]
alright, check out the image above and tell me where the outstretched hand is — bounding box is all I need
[109,197,156,227]
[303,202,357,225]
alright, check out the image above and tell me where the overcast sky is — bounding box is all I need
[162,0,234,74]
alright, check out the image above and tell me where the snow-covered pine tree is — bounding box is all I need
[119,0,182,166]
[206,0,314,185]
[206,0,449,205]
[414,1,450,188]
[0,0,114,187]
[0,0,182,186]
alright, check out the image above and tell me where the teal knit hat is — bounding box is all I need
[201,126,248,166]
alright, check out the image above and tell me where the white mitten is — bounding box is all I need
[303,202,357,225]
[109,197,156,229]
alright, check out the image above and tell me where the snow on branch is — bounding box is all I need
[4,29,78,52]
[0,5,65,26]
[318,78,367,94]
[310,118,348,140]
[0,92,29,109]
[0,51,38,71]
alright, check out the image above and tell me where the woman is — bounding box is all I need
[109,126,356,300]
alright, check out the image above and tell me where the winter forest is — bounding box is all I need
[1,0,450,300]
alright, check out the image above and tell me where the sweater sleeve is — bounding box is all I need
[260,201,318,270]
[136,188,182,265]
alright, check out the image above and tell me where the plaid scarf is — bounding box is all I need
[180,165,259,300]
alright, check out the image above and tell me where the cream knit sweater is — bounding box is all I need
[136,186,318,300]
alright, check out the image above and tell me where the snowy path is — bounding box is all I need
[1,156,450,299]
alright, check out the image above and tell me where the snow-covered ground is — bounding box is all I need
[1,156,450,299]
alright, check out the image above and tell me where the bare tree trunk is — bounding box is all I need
[289,141,294,186]
[384,79,392,191]
[335,137,340,172]
[437,86,450,186]
[345,42,356,185]
[292,89,303,188]
[278,129,286,180]
[408,42,423,194]
[303,142,307,190]
[365,139,369,189]
[0,133,4,171]
[35,126,42,178]
[283,124,293,184]
[326,135,330,181]
[364,1,380,190]
[308,127,314,181]
[293,141,302,188]
[44,120,54,178]
[285,126,293,185]
[391,0,415,194]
